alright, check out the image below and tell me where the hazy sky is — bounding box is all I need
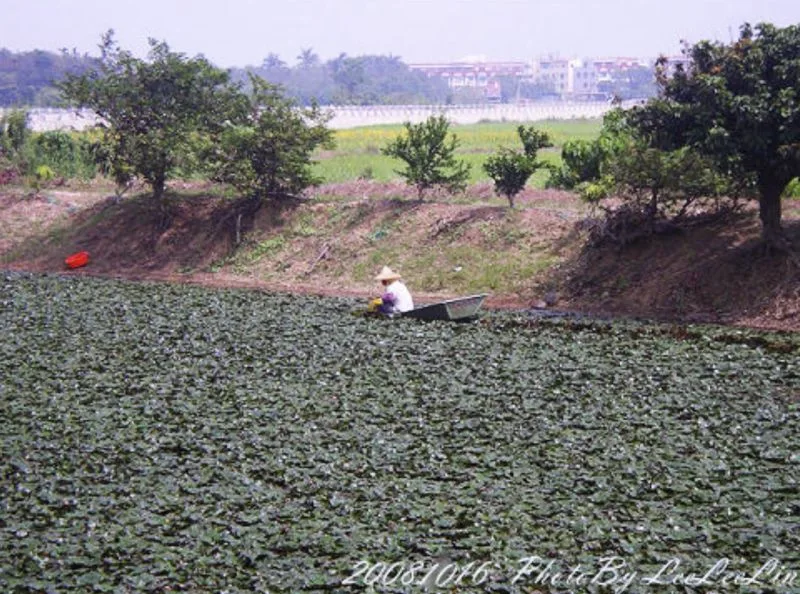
[2,0,797,67]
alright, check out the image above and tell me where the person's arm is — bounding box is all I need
[381,291,396,305]
[379,291,397,313]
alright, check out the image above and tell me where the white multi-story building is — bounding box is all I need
[530,56,654,99]
[529,56,573,95]
[409,60,528,88]
[571,59,601,96]
[410,55,657,101]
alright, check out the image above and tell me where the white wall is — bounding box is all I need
[2,102,635,132]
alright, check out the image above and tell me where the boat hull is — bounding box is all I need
[402,294,488,321]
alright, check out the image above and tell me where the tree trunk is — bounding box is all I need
[758,177,786,250]
[647,188,659,235]
[151,173,166,203]
[152,174,170,230]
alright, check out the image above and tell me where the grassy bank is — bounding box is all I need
[2,113,800,330]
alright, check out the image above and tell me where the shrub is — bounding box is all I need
[547,139,604,189]
[585,145,745,246]
[35,165,55,182]
[783,178,800,199]
[0,110,31,179]
[0,109,30,157]
[382,115,470,200]
[484,125,552,208]
[30,131,97,180]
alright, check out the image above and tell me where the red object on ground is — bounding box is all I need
[65,251,90,269]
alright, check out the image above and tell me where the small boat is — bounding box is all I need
[402,293,488,322]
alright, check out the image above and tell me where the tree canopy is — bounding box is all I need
[202,74,334,203]
[629,22,800,247]
[548,108,745,245]
[484,126,552,208]
[58,31,237,202]
[382,115,471,200]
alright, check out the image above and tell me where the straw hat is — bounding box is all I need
[375,266,402,282]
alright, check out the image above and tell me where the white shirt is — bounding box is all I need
[384,280,414,313]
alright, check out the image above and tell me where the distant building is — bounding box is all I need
[409,60,528,100]
[529,56,573,96]
[410,55,657,102]
[571,60,600,97]
[484,79,502,103]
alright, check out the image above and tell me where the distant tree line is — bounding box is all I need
[237,50,452,105]
[0,48,94,106]
[0,45,454,108]
[0,44,656,109]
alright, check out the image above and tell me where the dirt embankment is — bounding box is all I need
[2,183,799,331]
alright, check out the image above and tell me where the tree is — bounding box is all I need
[0,109,30,158]
[547,108,631,190]
[262,53,286,70]
[58,31,237,204]
[484,125,552,207]
[203,74,334,203]
[297,48,320,69]
[596,142,741,241]
[287,54,333,105]
[629,22,800,248]
[230,53,449,106]
[0,47,94,107]
[382,115,471,200]
[548,109,744,245]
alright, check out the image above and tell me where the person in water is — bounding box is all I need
[374,266,414,314]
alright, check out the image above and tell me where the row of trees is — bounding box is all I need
[384,22,800,250]
[379,115,552,207]
[56,32,334,209]
[6,23,799,251]
[0,34,542,208]
[2,32,554,213]
[240,52,451,105]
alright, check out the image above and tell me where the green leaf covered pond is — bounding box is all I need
[1,273,798,592]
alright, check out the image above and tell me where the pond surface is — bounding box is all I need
[1,272,798,592]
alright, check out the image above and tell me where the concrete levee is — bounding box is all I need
[2,102,636,132]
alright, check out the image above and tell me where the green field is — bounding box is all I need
[313,151,563,185]
[328,119,603,153]
[314,119,601,187]
[2,273,798,592]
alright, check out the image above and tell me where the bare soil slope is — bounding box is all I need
[561,215,800,330]
[2,183,799,331]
